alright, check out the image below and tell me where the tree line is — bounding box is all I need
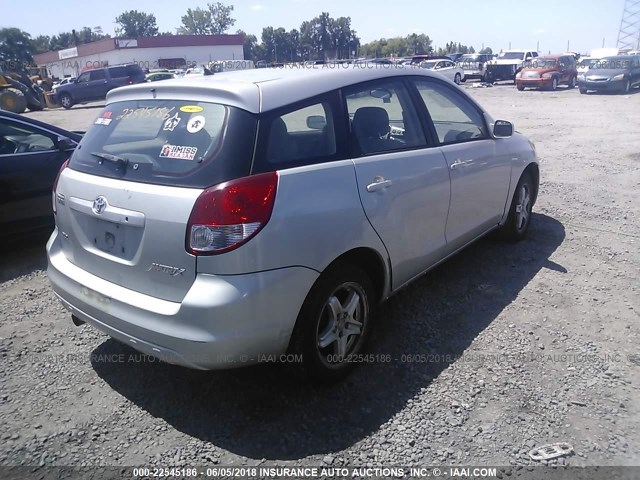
[0,2,493,71]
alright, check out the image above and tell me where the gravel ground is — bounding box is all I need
[1,84,639,470]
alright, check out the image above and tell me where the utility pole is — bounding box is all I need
[617,0,640,50]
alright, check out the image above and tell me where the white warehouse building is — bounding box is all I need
[34,34,245,79]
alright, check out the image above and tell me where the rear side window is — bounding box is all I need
[69,100,256,188]
[110,65,143,79]
[108,66,127,78]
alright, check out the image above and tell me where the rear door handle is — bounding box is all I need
[366,176,393,192]
[450,159,474,170]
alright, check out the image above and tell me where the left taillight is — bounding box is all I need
[52,159,69,215]
[186,172,278,255]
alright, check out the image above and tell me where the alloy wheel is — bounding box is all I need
[316,281,368,366]
[514,183,531,231]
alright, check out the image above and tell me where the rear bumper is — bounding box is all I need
[47,229,318,370]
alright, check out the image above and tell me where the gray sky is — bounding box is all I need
[0,0,626,54]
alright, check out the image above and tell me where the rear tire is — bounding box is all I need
[0,88,27,113]
[291,264,375,383]
[517,84,525,91]
[454,73,462,85]
[499,172,535,242]
[579,88,587,94]
[59,92,73,109]
[568,76,576,89]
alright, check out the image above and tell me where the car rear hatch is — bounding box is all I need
[54,99,256,302]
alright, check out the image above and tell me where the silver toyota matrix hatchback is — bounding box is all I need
[47,66,539,381]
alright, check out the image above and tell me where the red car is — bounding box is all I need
[515,54,578,91]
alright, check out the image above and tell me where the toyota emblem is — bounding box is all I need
[92,196,108,215]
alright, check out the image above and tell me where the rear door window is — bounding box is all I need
[344,78,426,156]
[89,70,106,81]
[69,100,256,188]
[252,93,345,173]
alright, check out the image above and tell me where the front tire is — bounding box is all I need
[454,73,462,85]
[59,93,73,109]
[550,77,558,91]
[517,84,525,91]
[579,87,587,94]
[621,79,631,94]
[291,264,374,382]
[500,172,535,242]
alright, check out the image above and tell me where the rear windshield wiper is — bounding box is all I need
[90,152,130,168]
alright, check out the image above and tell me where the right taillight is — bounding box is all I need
[52,159,69,215]
[186,172,278,255]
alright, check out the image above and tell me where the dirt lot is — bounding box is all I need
[1,84,639,470]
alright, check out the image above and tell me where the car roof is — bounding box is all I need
[107,65,446,114]
[79,63,139,73]
[538,55,562,59]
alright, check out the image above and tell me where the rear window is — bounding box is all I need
[109,65,143,78]
[69,100,256,188]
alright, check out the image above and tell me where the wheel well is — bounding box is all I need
[523,163,540,206]
[324,248,388,303]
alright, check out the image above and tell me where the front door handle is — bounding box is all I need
[366,176,393,192]
[450,159,474,170]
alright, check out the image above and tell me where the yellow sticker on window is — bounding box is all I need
[180,105,204,113]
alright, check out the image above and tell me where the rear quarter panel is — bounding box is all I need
[196,160,389,279]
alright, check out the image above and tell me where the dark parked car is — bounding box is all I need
[0,110,81,241]
[55,64,145,109]
[516,55,578,91]
[578,55,640,94]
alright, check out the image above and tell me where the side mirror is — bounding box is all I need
[306,115,327,130]
[57,136,76,151]
[493,120,513,138]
